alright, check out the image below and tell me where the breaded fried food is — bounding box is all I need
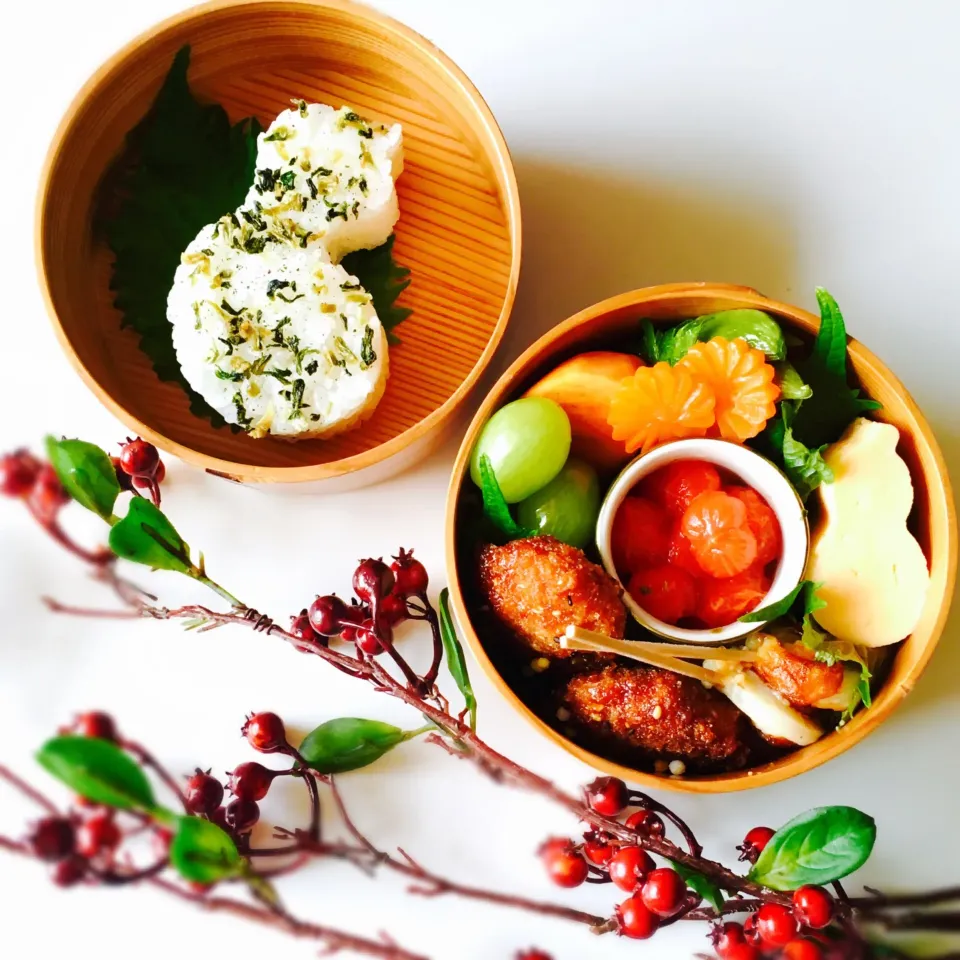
[478,536,626,658]
[564,665,746,763]
[753,636,845,708]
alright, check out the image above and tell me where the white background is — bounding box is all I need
[1,1,958,958]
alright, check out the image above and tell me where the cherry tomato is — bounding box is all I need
[696,564,770,628]
[681,491,758,578]
[666,524,704,579]
[642,460,722,515]
[611,496,670,576]
[726,486,782,566]
[628,565,698,625]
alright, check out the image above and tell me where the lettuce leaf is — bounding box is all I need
[815,641,873,722]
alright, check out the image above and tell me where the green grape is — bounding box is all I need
[469,397,571,503]
[516,459,600,548]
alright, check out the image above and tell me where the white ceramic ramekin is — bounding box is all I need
[595,437,809,644]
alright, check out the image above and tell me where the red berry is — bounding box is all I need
[308,595,349,637]
[586,776,629,817]
[355,618,387,656]
[611,496,671,575]
[640,867,687,917]
[625,809,666,838]
[379,592,409,627]
[242,712,287,754]
[353,558,395,604]
[390,549,429,596]
[290,609,324,647]
[224,798,260,835]
[582,839,614,866]
[184,770,225,815]
[608,845,655,892]
[133,458,165,488]
[0,450,41,497]
[628,564,698,625]
[713,921,746,957]
[723,945,760,960]
[29,464,70,520]
[792,885,834,929]
[27,818,75,861]
[119,438,160,478]
[617,895,659,939]
[75,711,117,741]
[227,762,276,802]
[784,940,824,960]
[76,814,121,859]
[756,903,798,947]
[539,838,588,888]
[110,456,136,493]
[738,826,775,862]
[743,913,760,944]
[52,856,88,888]
[515,952,552,960]
[697,564,770,628]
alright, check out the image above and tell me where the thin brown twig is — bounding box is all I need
[0,763,60,816]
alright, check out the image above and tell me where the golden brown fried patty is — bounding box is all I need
[753,636,845,708]
[478,536,626,658]
[564,665,746,763]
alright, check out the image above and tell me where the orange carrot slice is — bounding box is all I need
[607,362,716,456]
[676,337,779,442]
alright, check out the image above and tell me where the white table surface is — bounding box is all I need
[1,1,958,957]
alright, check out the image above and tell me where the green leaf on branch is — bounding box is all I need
[749,805,876,890]
[169,815,241,884]
[790,288,881,447]
[45,437,121,521]
[109,497,193,573]
[439,588,478,730]
[299,718,421,774]
[36,736,156,810]
[669,860,725,913]
[477,454,534,541]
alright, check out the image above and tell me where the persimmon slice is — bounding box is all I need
[608,363,715,456]
[676,337,779,442]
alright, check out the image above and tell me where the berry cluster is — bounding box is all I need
[113,437,165,505]
[538,776,835,958]
[0,449,69,522]
[295,550,429,659]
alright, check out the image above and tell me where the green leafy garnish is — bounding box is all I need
[760,402,834,501]
[750,806,876,890]
[815,641,873,721]
[476,454,534,540]
[790,288,881,447]
[775,361,812,401]
[99,46,261,429]
[342,234,412,345]
[439,588,478,730]
[98,46,412,429]
[37,736,156,811]
[639,310,786,365]
[639,318,703,365]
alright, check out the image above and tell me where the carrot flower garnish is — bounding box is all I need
[677,337,779,442]
[608,362,716,455]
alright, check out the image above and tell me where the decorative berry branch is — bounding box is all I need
[3,437,960,960]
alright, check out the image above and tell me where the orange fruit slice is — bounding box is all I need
[608,362,715,456]
[676,337,779,442]
[681,490,758,578]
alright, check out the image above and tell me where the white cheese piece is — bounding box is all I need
[243,102,403,262]
[168,218,388,439]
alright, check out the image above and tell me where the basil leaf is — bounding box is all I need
[439,588,478,730]
[775,361,812,401]
[670,860,725,913]
[45,437,121,521]
[697,309,787,361]
[749,806,877,890]
[109,497,193,573]
[790,289,881,447]
[477,454,534,540]
[36,735,155,810]
[774,402,834,500]
[169,815,241,884]
[740,581,808,623]
[299,718,411,774]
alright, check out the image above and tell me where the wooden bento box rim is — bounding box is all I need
[35,0,521,484]
[443,281,958,794]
